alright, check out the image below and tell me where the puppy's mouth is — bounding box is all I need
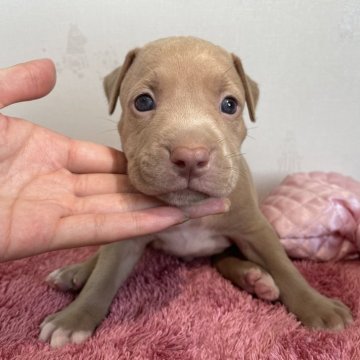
[128,167,233,207]
[126,153,236,207]
[157,188,210,207]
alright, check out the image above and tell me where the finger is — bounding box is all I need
[184,198,230,218]
[67,140,127,174]
[73,173,137,196]
[73,193,163,214]
[52,207,187,249]
[0,59,56,109]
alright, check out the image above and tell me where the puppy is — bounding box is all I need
[39,37,352,347]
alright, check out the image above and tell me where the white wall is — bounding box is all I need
[1,0,359,198]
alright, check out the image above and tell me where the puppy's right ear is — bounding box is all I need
[103,48,138,114]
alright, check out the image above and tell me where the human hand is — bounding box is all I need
[0,59,228,261]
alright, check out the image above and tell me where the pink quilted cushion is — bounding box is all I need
[261,172,360,261]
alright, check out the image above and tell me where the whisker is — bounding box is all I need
[222,166,248,182]
[216,137,227,145]
[224,152,246,159]
[223,166,243,173]
[104,118,118,124]
[93,116,119,125]
[222,65,234,75]
[99,128,118,134]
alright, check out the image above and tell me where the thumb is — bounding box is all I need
[0,58,56,109]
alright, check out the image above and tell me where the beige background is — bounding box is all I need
[1,0,359,197]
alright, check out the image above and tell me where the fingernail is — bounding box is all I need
[181,197,231,219]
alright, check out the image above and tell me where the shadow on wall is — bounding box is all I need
[253,172,283,202]
[55,24,120,80]
[253,131,303,201]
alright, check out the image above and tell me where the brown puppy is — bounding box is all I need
[39,37,352,348]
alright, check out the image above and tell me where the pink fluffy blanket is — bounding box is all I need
[261,172,360,261]
[1,172,360,359]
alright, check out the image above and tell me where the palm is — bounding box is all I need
[0,115,125,259]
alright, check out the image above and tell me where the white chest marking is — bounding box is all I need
[151,221,231,259]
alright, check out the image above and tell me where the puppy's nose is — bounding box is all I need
[170,146,210,178]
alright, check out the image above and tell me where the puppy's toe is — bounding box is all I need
[46,263,91,291]
[39,321,57,342]
[71,330,93,344]
[50,328,72,348]
[245,268,280,301]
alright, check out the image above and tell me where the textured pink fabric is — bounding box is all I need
[1,247,360,359]
[261,172,360,261]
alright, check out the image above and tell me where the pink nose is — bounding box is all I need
[170,146,210,178]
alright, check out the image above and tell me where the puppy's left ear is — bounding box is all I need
[103,48,139,114]
[232,54,259,122]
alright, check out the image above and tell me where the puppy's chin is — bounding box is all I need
[157,189,209,207]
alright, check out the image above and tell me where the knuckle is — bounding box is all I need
[93,213,106,240]
[128,212,143,235]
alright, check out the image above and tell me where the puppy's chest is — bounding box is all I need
[151,221,231,259]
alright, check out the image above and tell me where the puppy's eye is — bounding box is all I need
[134,94,155,112]
[221,97,238,115]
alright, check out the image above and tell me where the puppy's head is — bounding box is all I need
[104,37,259,206]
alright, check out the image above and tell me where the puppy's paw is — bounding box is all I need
[244,268,280,301]
[46,262,92,291]
[39,305,99,347]
[293,293,353,330]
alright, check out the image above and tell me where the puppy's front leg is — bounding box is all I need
[231,212,353,330]
[39,239,146,348]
